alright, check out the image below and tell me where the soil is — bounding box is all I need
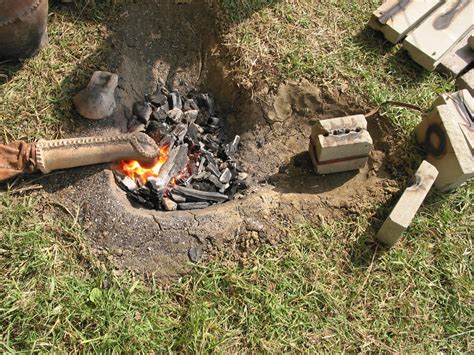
[38,0,400,278]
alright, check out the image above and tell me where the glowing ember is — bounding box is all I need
[118,146,170,184]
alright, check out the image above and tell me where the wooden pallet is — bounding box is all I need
[369,0,474,82]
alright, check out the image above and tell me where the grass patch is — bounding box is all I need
[0,0,472,352]
[1,184,472,352]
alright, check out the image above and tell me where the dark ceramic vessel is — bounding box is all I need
[0,0,49,60]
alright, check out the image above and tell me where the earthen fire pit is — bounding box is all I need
[38,1,396,278]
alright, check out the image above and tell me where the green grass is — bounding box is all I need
[1,0,473,352]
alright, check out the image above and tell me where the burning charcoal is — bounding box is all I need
[170,190,186,203]
[167,108,183,123]
[206,162,221,177]
[148,144,189,190]
[183,98,198,111]
[168,92,182,110]
[178,202,209,210]
[183,110,199,123]
[174,186,228,203]
[149,93,168,107]
[162,197,177,211]
[196,93,216,116]
[219,168,232,184]
[159,134,176,149]
[172,123,188,143]
[133,101,153,123]
[119,176,138,192]
[224,135,240,159]
[152,107,168,122]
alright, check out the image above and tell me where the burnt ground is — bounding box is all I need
[38,1,400,277]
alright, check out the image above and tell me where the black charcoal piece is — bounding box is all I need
[193,171,211,181]
[172,123,188,143]
[167,108,183,123]
[149,93,168,107]
[168,92,182,110]
[183,110,199,123]
[219,168,232,184]
[224,135,240,159]
[178,202,210,210]
[197,156,206,173]
[186,122,200,141]
[208,174,226,190]
[128,192,154,209]
[133,101,153,123]
[152,107,168,121]
[196,93,216,116]
[192,181,216,192]
[183,98,198,111]
[205,162,221,177]
[170,190,186,203]
[174,186,228,203]
[195,110,210,126]
[208,116,220,126]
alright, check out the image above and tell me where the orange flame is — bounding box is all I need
[118,146,170,184]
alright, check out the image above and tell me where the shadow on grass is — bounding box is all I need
[352,25,433,88]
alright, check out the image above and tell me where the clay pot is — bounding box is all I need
[0,0,49,60]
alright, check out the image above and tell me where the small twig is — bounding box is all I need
[10,184,43,195]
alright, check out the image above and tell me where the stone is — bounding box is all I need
[369,0,443,43]
[469,34,474,49]
[416,104,474,191]
[403,1,474,71]
[188,245,203,262]
[456,69,474,96]
[376,160,438,246]
[162,197,177,211]
[73,71,118,120]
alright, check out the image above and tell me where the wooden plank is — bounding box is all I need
[369,0,443,44]
[403,0,474,71]
[439,29,474,77]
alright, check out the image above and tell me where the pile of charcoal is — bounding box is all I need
[114,82,248,211]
